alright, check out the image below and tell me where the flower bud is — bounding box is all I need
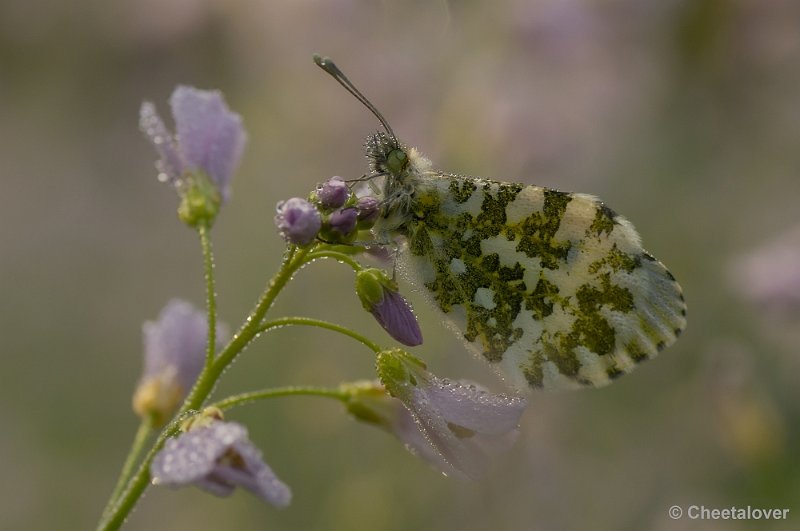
[355,269,422,347]
[317,176,350,209]
[328,207,358,237]
[275,197,322,246]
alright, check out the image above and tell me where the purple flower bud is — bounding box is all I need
[371,290,423,346]
[151,420,291,507]
[140,86,246,203]
[133,300,227,427]
[275,197,322,246]
[328,207,358,237]
[355,195,380,224]
[376,350,528,479]
[318,176,350,209]
[356,269,422,347]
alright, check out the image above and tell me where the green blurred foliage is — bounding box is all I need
[1,1,799,530]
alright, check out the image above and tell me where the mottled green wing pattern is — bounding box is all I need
[395,172,686,391]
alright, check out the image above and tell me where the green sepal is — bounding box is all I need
[177,170,221,227]
[355,268,396,310]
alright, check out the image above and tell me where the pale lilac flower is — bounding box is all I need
[328,207,358,237]
[342,381,460,476]
[151,420,291,507]
[377,350,528,479]
[729,223,800,314]
[274,197,322,246]
[133,300,227,426]
[318,176,350,209]
[140,85,246,202]
[355,269,422,347]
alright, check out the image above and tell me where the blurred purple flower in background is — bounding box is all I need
[729,223,800,314]
[133,300,227,427]
[274,197,322,246]
[140,85,247,202]
[151,420,291,507]
[377,350,527,479]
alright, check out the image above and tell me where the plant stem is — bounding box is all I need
[96,418,185,531]
[97,245,313,531]
[198,222,217,367]
[210,386,349,411]
[103,421,153,519]
[259,316,382,354]
[306,249,363,272]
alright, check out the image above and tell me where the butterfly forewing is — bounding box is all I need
[392,170,686,391]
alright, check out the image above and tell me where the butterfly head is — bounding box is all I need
[366,132,408,178]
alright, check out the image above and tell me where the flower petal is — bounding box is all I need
[170,86,246,200]
[377,350,527,479]
[151,422,241,486]
[139,101,185,182]
[371,290,423,347]
[151,421,292,507]
[422,378,527,435]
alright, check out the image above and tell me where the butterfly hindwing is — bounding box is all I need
[394,171,686,391]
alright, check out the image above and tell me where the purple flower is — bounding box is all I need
[376,350,528,479]
[729,223,800,314]
[355,269,422,347]
[342,381,461,476]
[328,207,358,237]
[275,197,322,246]
[318,176,350,209]
[140,86,246,202]
[133,300,227,427]
[151,420,291,507]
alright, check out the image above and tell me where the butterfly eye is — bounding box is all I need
[386,149,408,175]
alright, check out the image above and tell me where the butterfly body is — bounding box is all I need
[368,133,687,391]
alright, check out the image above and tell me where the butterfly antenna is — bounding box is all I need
[313,54,398,146]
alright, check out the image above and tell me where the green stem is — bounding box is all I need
[305,249,363,272]
[103,421,153,519]
[97,245,313,531]
[96,416,186,531]
[210,386,349,411]
[198,222,217,367]
[259,316,382,354]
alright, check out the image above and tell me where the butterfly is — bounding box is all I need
[314,55,686,391]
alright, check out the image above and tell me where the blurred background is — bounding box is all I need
[2,0,800,529]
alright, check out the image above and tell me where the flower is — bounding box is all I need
[342,381,461,476]
[729,222,800,314]
[151,419,291,507]
[376,349,528,479]
[317,176,350,209]
[133,300,227,427]
[274,197,322,246]
[140,86,246,225]
[355,269,422,346]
